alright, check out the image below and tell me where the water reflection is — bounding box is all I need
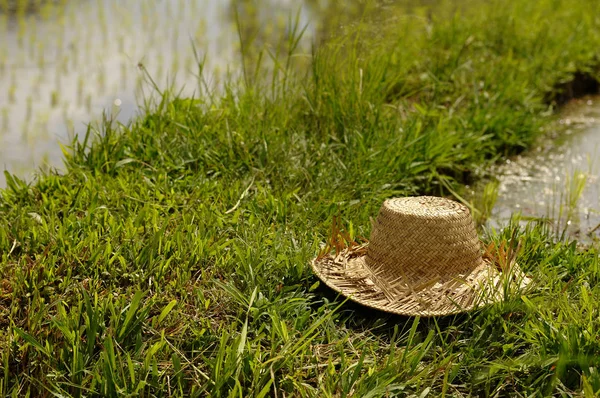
[489,98,600,242]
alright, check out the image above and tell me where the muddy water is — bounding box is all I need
[0,0,321,187]
[487,98,600,242]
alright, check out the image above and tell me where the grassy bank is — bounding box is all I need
[2,0,600,396]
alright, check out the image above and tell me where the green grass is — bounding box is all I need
[0,0,62,14]
[2,0,600,396]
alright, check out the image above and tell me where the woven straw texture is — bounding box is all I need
[311,196,530,316]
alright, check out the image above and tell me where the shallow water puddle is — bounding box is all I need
[487,98,600,242]
[0,0,318,187]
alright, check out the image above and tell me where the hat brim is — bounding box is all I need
[311,243,531,317]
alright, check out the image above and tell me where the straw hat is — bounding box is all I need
[311,196,530,316]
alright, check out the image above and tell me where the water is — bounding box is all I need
[0,0,320,187]
[488,97,600,241]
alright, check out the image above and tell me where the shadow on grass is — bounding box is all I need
[311,276,532,337]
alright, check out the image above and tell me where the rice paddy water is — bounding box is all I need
[0,0,318,187]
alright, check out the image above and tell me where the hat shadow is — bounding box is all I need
[313,283,473,335]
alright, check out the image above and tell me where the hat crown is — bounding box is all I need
[365,196,482,285]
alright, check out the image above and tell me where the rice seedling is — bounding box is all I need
[1,107,8,131]
[471,179,500,227]
[542,166,591,239]
[25,95,32,121]
[0,56,5,79]
[565,170,588,219]
[85,94,92,113]
[50,90,59,108]
[7,83,15,105]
